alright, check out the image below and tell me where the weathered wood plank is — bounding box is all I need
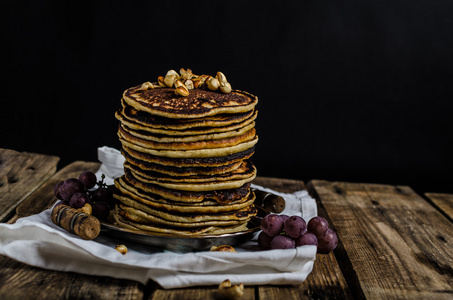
[253,176,305,193]
[6,161,101,224]
[307,180,453,300]
[0,148,59,222]
[0,160,145,300]
[0,258,143,300]
[149,286,255,300]
[425,193,453,221]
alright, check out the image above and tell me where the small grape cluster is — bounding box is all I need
[258,214,338,253]
[53,171,115,221]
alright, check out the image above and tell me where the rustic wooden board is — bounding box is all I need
[0,160,144,300]
[0,148,59,222]
[307,180,453,299]
[425,193,453,220]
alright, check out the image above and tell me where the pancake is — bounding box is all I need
[121,98,257,129]
[123,151,243,176]
[122,171,251,204]
[114,179,256,213]
[127,161,256,190]
[118,125,256,151]
[114,212,249,236]
[119,135,258,158]
[121,145,255,168]
[115,110,257,136]
[112,71,259,236]
[124,159,252,181]
[123,86,258,119]
[116,198,257,224]
[119,121,256,143]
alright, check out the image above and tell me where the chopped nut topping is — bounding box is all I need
[210,245,237,252]
[115,244,128,255]
[175,86,190,97]
[78,203,92,215]
[156,69,233,96]
[207,77,220,91]
[216,279,244,299]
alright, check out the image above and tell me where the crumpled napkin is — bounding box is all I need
[0,147,318,289]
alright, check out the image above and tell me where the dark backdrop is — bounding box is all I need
[2,1,452,194]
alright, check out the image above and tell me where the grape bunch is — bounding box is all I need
[53,171,116,221]
[258,214,338,253]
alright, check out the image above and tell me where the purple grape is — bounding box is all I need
[92,187,114,206]
[69,192,89,209]
[59,178,85,201]
[307,216,329,238]
[257,231,274,250]
[54,181,64,199]
[284,216,307,238]
[317,228,338,253]
[78,171,97,189]
[295,232,318,247]
[92,201,110,220]
[271,235,295,250]
[279,214,290,223]
[261,214,284,237]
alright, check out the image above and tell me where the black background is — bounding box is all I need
[2,1,452,194]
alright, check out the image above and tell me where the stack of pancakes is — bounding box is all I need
[112,80,259,235]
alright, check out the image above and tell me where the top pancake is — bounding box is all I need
[123,86,258,119]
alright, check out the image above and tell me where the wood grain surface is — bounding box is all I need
[0,148,59,222]
[1,150,452,299]
[0,159,145,300]
[425,193,453,220]
[307,180,453,300]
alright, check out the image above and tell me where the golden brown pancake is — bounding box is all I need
[118,121,256,143]
[126,160,256,187]
[123,154,243,177]
[119,135,258,159]
[115,199,257,224]
[123,86,258,119]
[115,110,257,136]
[121,145,255,168]
[114,211,249,236]
[121,98,257,129]
[114,179,256,213]
[118,125,257,151]
[122,171,251,204]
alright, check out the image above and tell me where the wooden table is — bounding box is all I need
[1,148,452,299]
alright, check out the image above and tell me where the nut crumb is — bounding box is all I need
[115,244,128,255]
[210,245,237,252]
[215,279,244,299]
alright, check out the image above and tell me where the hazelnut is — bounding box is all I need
[193,75,209,89]
[207,77,220,91]
[140,81,154,90]
[174,80,185,89]
[216,71,227,83]
[185,79,194,90]
[79,203,92,215]
[164,74,177,87]
[175,86,190,97]
[219,81,232,94]
[216,279,244,299]
[210,245,237,252]
[158,76,166,87]
[115,244,128,255]
[180,68,194,80]
[166,69,179,77]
